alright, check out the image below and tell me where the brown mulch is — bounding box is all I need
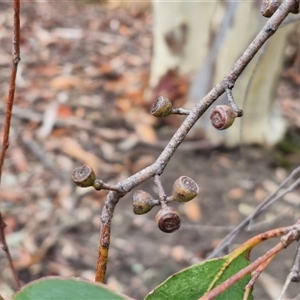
[0,2,300,300]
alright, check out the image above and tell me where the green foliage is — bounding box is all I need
[13,277,128,300]
[13,250,254,300]
[145,251,252,300]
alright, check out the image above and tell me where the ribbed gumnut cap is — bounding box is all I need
[133,190,155,215]
[155,206,181,233]
[172,176,199,202]
[150,96,173,117]
[72,165,96,187]
[209,105,237,130]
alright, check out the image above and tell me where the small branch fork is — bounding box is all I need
[0,0,21,291]
[243,254,275,300]
[93,0,297,283]
[199,221,300,300]
[154,175,167,207]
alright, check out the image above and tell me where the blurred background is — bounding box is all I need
[0,1,300,299]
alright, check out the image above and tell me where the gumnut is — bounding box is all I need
[209,105,237,130]
[155,206,181,233]
[150,96,173,117]
[261,0,280,17]
[133,190,155,215]
[72,165,96,188]
[171,176,199,202]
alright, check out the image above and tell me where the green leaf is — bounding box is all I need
[13,277,130,300]
[145,251,253,300]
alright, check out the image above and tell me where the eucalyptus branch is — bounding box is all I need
[0,0,21,291]
[0,0,21,181]
[84,0,296,283]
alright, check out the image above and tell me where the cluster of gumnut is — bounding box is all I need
[151,95,241,131]
[133,175,199,233]
[72,163,200,234]
[72,95,241,234]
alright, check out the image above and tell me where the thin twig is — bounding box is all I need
[95,0,296,282]
[172,108,191,115]
[291,242,300,282]
[0,0,20,181]
[278,242,300,300]
[225,85,243,117]
[154,175,167,206]
[0,212,21,289]
[93,179,123,193]
[244,254,276,296]
[208,165,300,258]
[0,0,21,291]
[200,224,300,300]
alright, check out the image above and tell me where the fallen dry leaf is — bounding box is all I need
[50,75,96,91]
[0,189,23,202]
[50,75,81,90]
[131,155,155,173]
[10,146,28,172]
[171,245,186,262]
[58,104,74,118]
[254,187,267,202]
[183,200,202,223]
[227,188,245,201]
[134,123,157,144]
[56,137,103,174]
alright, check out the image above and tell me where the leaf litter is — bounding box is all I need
[0,2,299,300]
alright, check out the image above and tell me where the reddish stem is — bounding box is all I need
[0,0,21,291]
[0,0,20,180]
[0,212,21,289]
[200,227,300,300]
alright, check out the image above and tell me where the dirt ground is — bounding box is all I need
[0,2,300,300]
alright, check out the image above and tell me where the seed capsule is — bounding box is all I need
[172,176,199,202]
[72,165,96,188]
[133,190,155,215]
[209,105,237,130]
[155,206,181,233]
[150,96,173,117]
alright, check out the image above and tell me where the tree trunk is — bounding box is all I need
[149,1,296,146]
